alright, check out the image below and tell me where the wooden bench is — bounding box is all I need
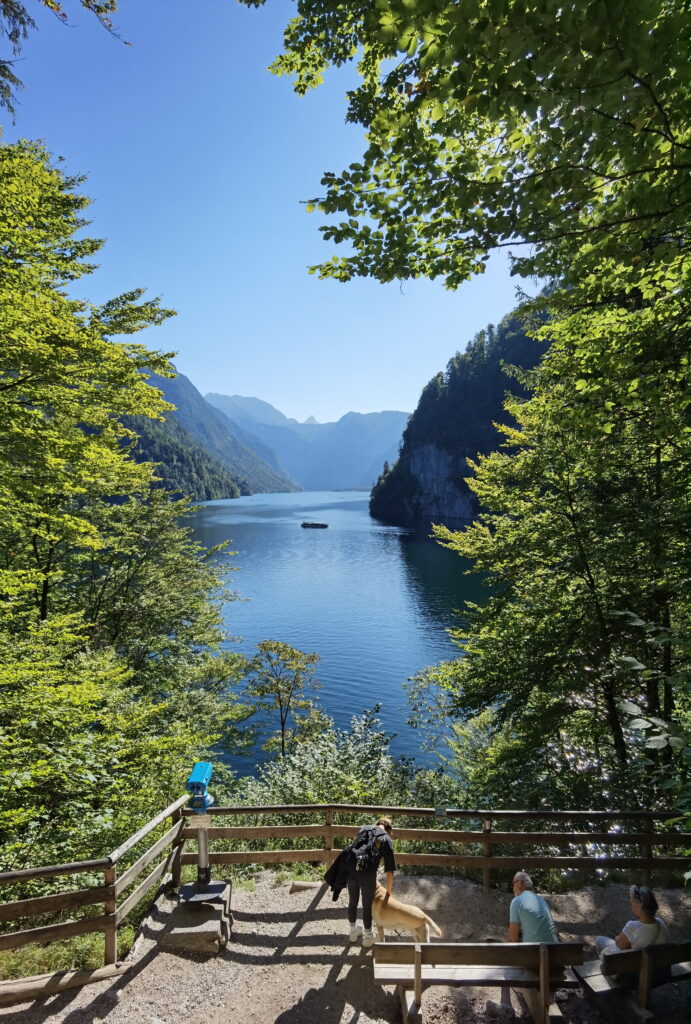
[372,941,584,1024]
[573,940,691,1023]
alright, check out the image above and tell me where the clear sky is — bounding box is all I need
[6,0,525,423]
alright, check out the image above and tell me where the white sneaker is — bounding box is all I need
[348,923,362,942]
[362,928,375,948]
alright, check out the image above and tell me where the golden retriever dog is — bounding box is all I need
[371,883,442,943]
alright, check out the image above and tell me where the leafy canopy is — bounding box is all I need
[0,140,255,873]
[243,0,690,288]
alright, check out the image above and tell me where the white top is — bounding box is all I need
[622,917,670,948]
[599,917,669,957]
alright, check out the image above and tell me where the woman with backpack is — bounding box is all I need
[346,816,396,948]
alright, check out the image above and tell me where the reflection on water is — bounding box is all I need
[189,491,477,774]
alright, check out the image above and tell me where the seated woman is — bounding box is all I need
[596,884,670,957]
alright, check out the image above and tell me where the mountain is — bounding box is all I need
[124,415,243,500]
[146,372,301,494]
[205,393,410,490]
[369,312,548,527]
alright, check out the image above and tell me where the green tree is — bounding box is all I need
[239,708,415,805]
[246,641,321,757]
[0,139,255,871]
[246,0,691,810]
[422,265,691,805]
[244,0,690,289]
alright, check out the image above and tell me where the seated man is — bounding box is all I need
[508,871,559,944]
[486,872,559,1021]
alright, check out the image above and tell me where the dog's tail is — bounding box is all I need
[425,915,442,937]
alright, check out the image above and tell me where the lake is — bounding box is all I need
[189,491,483,774]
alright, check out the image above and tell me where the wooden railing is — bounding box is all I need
[0,794,188,1006]
[0,801,688,1006]
[179,804,690,893]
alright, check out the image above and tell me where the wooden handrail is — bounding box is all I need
[107,793,189,864]
[0,792,188,1005]
[0,885,114,923]
[186,803,679,820]
[180,824,691,846]
[0,858,111,886]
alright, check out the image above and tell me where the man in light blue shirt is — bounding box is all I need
[508,871,559,943]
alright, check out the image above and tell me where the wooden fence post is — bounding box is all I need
[103,866,117,965]
[170,807,184,890]
[324,809,334,858]
[643,817,654,887]
[482,816,492,892]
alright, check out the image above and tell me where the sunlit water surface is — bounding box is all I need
[189,491,482,774]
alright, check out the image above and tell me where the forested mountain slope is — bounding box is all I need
[206,392,409,490]
[148,372,301,494]
[370,314,546,526]
[123,414,243,500]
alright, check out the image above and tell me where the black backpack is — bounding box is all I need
[347,826,386,873]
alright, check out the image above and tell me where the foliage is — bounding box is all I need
[370,311,546,524]
[238,707,415,805]
[0,139,254,873]
[123,414,243,501]
[245,641,321,758]
[427,259,691,806]
[244,0,690,289]
[1,2,122,116]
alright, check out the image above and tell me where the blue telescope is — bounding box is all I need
[185,761,215,814]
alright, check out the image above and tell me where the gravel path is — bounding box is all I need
[2,873,690,1024]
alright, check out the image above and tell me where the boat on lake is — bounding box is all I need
[301,521,328,529]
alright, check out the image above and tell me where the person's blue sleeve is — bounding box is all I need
[509,896,521,924]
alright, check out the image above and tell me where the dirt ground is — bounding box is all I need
[2,872,691,1024]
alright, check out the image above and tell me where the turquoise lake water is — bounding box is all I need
[189,491,483,774]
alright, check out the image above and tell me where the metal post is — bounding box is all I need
[197,825,211,889]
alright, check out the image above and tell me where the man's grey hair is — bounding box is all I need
[514,871,534,889]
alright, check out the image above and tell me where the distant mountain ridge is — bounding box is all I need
[205,393,410,490]
[144,372,301,495]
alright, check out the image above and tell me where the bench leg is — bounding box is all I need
[519,988,564,1023]
[397,984,422,1024]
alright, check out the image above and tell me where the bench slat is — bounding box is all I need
[374,965,580,988]
[373,941,583,969]
[374,965,541,987]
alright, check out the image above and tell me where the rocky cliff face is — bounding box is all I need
[369,311,548,528]
[407,444,476,524]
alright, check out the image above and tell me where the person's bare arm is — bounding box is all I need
[508,922,521,942]
[614,931,631,950]
[385,871,394,897]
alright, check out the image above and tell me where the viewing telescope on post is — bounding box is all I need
[162,762,232,952]
[185,761,215,889]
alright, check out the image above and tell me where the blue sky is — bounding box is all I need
[6,0,524,423]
